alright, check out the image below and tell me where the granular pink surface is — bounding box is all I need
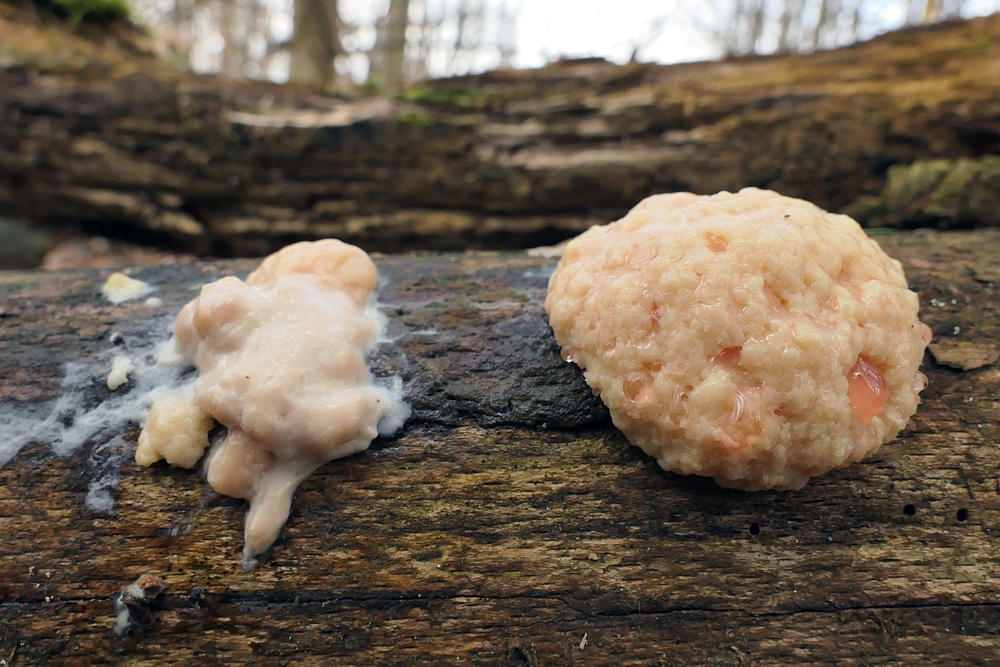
[545,188,931,491]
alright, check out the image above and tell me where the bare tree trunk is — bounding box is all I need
[815,0,831,48]
[721,0,740,56]
[411,2,435,82]
[825,0,843,48]
[168,0,194,69]
[496,0,518,67]
[218,0,244,78]
[453,0,472,73]
[924,0,944,23]
[747,0,764,53]
[941,0,963,19]
[777,0,793,52]
[844,0,859,42]
[289,0,340,87]
[373,0,412,92]
[800,0,819,50]
[725,0,762,56]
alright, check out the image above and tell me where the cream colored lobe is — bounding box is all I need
[136,239,407,566]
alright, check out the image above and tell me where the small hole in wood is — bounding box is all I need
[748,522,760,536]
[957,508,969,522]
[903,504,916,516]
[508,647,529,664]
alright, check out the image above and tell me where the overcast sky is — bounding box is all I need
[515,0,719,67]
[512,0,1000,68]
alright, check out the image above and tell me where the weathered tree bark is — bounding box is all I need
[288,0,340,88]
[371,0,412,93]
[0,230,999,664]
[924,0,944,24]
[1,9,1000,257]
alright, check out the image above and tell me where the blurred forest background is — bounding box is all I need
[2,0,1000,269]
[133,0,1000,90]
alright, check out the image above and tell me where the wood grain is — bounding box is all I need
[1,230,999,665]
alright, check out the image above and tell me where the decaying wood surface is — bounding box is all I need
[2,7,1000,255]
[0,229,999,665]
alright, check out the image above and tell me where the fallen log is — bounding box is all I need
[0,229,998,664]
[2,8,1000,255]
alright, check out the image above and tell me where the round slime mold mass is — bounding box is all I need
[545,188,931,491]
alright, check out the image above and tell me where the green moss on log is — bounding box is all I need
[396,110,432,127]
[32,0,129,23]
[403,85,486,109]
[844,156,1000,228]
